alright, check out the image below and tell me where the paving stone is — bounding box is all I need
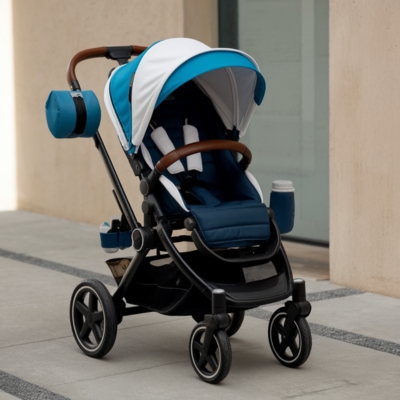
[0,211,399,399]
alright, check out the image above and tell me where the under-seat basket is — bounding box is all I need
[106,250,281,315]
[106,255,207,315]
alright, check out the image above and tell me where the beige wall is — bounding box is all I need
[13,0,218,226]
[330,0,400,298]
[0,0,16,210]
[184,0,219,48]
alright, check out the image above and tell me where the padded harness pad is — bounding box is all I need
[190,200,270,249]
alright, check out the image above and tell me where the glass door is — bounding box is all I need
[235,0,329,242]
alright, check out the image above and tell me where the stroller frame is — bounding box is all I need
[66,45,312,384]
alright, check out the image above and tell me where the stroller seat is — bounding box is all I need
[189,201,270,249]
[139,81,270,249]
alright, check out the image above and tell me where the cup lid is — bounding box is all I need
[272,180,294,192]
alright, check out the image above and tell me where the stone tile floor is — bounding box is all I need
[0,211,398,399]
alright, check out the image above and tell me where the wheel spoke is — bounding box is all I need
[289,339,299,356]
[273,322,284,335]
[279,339,289,354]
[193,341,203,352]
[75,301,89,316]
[79,322,91,339]
[196,353,207,369]
[92,323,103,344]
[290,329,299,342]
[88,292,98,312]
[207,354,218,372]
[92,311,104,323]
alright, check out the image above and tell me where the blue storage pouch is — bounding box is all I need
[45,90,101,139]
[119,231,133,248]
[100,231,119,249]
[99,231,132,250]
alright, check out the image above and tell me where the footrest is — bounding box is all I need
[209,273,290,307]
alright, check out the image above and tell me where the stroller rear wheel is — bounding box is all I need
[70,279,117,358]
[189,323,232,384]
[268,307,312,368]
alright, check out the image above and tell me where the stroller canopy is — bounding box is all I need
[105,38,266,154]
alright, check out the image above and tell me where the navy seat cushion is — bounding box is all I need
[139,80,270,248]
[190,200,270,249]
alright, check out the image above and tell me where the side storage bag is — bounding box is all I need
[45,90,101,139]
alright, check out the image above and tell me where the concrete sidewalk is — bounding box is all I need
[0,211,399,399]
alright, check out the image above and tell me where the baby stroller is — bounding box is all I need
[45,38,312,384]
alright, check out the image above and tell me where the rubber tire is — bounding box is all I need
[70,279,117,358]
[225,311,245,337]
[189,323,232,384]
[268,307,312,368]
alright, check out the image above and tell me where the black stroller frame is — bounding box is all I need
[67,45,312,384]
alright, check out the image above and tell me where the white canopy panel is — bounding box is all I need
[129,38,264,152]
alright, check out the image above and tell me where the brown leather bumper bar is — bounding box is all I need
[155,139,252,173]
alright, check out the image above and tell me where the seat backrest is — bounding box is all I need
[138,80,262,217]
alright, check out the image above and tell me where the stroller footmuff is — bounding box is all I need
[47,38,312,384]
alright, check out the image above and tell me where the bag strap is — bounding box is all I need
[70,92,87,134]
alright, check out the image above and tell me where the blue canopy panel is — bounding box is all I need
[156,51,265,107]
[108,47,151,154]
[108,47,266,154]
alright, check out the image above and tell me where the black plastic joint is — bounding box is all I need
[141,200,152,215]
[216,313,231,330]
[204,314,219,328]
[69,80,81,91]
[292,278,307,302]
[204,313,230,330]
[105,46,134,61]
[140,170,162,196]
[297,301,312,317]
[132,227,154,252]
[184,217,197,231]
[156,220,172,241]
[285,300,311,318]
[286,302,299,317]
[132,159,143,176]
[267,207,275,219]
[139,179,153,195]
[212,289,227,315]
[148,170,161,186]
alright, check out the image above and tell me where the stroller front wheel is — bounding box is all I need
[225,311,245,337]
[70,279,117,358]
[268,307,312,368]
[189,323,232,384]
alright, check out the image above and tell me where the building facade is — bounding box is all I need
[1,0,399,298]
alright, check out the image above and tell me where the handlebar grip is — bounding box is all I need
[67,47,107,89]
[66,45,147,90]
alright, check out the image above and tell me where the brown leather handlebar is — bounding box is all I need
[66,45,147,88]
[67,47,107,85]
[155,139,252,173]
